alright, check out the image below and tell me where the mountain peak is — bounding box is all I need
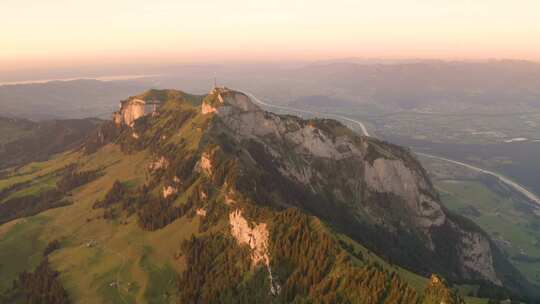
[112,89,205,126]
[202,86,260,115]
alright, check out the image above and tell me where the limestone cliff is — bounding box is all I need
[229,209,280,295]
[200,87,507,286]
[112,97,158,127]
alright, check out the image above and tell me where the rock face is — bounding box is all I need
[201,102,218,115]
[196,152,213,176]
[113,98,146,127]
[148,156,169,172]
[458,228,501,284]
[202,87,262,118]
[203,87,505,286]
[113,97,159,127]
[229,209,280,295]
[364,158,445,228]
[196,208,207,217]
[229,209,270,267]
[162,186,177,198]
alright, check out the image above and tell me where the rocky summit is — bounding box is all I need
[0,87,536,303]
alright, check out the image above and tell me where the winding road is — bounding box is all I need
[243,91,540,207]
[415,152,540,206]
[243,92,371,137]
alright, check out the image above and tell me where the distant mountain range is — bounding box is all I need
[0,116,101,170]
[3,60,540,121]
[0,79,149,120]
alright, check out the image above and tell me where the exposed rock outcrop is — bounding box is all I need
[229,209,280,295]
[201,102,218,115]
[113,98,146,127]
[162,186,177,198]
[364,158,445,228]
[229,209,270,266]
[148,156,169,172]
[112,97,160,127]
[196,152,213,176]
[196,208,207,217]
[457,228,501,285]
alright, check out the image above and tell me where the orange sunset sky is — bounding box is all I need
[2,0,540,71]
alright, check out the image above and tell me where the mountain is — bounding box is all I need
[0,116,101,170]
[129,60,540,114]
[280,60,540,110]
[0,79,149,120]
[0,88,535,303]
[4,61,540,122]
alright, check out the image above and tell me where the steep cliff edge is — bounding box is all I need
[112,98,146,127]
[200,88,509,285]
[111,89,205,127]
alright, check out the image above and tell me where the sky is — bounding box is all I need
[2,0,540,71]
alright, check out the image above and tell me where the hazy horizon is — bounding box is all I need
[3,0,540,72]
[3,57,540,85]
[3,1,540,303]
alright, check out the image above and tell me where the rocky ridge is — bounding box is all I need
[203,87,505,285]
